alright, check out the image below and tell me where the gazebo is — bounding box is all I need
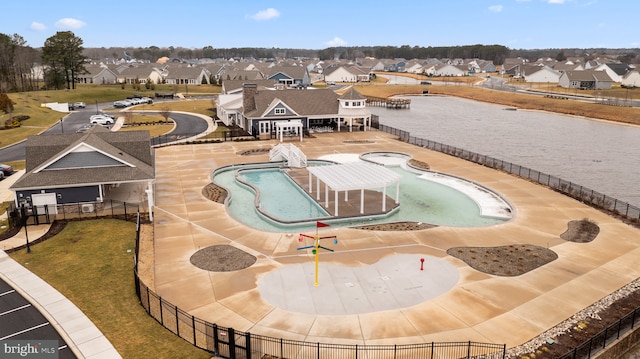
[306,162,401,216]
[274,120,304,142]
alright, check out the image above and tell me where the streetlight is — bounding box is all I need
[60,118,64,133]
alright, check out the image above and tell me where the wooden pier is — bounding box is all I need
[365,96,411,109]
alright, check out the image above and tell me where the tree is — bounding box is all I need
[0,33,39,92]
[41,31,87,90]
[555,50,567,62]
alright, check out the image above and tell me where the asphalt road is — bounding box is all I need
[0,102,210,162]
[0,278,76,358]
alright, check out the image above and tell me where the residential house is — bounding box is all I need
[594,63,631,83]
[116,64,164,85]
[621,70,640,88]
[404,60,425,74]
[558,70,613,90]
[522,65,562,84]
[383,59,407,72]
[323,65,370,83]
[475,60,497,73]
[76,64,118,84]
[265,65,311,87]
[164,65,211,85]
[432,64,468,77]
[10,126,155,219]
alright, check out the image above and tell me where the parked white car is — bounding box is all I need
[90,114,115,126]
[74,102,86,108]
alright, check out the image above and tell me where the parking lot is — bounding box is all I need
[0,278,76,358]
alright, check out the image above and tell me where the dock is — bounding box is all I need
[365,96,411,109]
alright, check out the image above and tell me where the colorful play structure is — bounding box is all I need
[297,221,338,286]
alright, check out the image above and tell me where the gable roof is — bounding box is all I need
[11,127,154,190]
[562,70,613,82]
[244,88,339,118]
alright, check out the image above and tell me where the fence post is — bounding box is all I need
[245,332,251,359]
[213,324,220,357]
[192,315,196,345]
[175,306,180,337]
[229,328,236,359]
[467,340,471,358]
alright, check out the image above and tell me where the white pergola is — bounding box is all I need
[306,162,402,216]
[274,120,304,142]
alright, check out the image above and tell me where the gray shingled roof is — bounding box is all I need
[244,88,339,118]
[10,126,154,190]
[340,87,366,100]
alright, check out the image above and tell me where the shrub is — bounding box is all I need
[0,93,15,114]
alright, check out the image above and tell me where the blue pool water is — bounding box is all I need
[212,162,508,232]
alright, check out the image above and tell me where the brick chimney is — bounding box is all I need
[242,83,257,113]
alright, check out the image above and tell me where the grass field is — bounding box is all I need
[9,219,212,359]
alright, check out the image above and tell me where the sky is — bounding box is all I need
[2,0,639,51]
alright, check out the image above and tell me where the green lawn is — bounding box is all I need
[9,219,212,359]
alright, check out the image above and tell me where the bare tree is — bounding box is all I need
[159,107,172,122]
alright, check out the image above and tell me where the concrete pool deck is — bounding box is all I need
[151,130,640,349]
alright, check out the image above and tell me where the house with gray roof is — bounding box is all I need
[10,126,155,219]
[239,84,371,140]
[76,64,118,84]
[265,65,311,87]
[558,70,613,90]
[164,65,211,85]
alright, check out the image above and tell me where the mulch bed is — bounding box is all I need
[190,245,256,272]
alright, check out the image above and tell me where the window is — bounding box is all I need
[275,108,285,115]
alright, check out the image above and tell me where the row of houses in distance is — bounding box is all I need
[502,57,640,89]
[63,53,639,91]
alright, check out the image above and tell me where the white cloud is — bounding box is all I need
[325,37,347,47]
[30,22,46,31]
[489,5,504,12]
[55,18,86,29]
[249,8,280,21]
[547,0,566,4]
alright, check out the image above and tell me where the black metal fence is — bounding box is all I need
[375,124,640,358]
[556,307,640,359]
[132,217,506,359]
[377,124,640,222]
[131,123,640,359]
[6,199,141,227]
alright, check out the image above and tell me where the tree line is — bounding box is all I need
[1,29,638,96]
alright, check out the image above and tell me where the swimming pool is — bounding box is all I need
[211,153,512,232]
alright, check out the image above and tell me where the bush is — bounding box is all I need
[0,93,15,114]
[4,118,20,128]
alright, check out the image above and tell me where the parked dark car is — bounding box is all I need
[0,163,14,176]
